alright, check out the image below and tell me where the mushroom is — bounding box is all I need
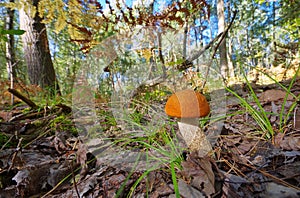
[165,89,212,156]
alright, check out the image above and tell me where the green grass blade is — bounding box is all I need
[170,161,180,198]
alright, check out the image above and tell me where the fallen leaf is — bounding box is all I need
[180,153,216,196]
[177,179,205,198]
[260,89,293,102]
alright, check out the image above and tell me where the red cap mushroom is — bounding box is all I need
[165,89,210,118]
[164,89,212,155]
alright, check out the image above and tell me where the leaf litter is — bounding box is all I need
[0,78,300,197]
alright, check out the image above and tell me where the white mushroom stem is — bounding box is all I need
[178,118,212,157]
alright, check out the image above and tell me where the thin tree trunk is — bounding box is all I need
[217,0,228,79]
[226,3,235,77]
[183,20,188,59]
[227,38,234,77]
[5,0,16,104]
[158,31,166,78]
[6,0,16,80]
[19,0,60,95]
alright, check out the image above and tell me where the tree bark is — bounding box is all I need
[5,0,17,105]
[6,0,16,80]
[226,3,235,77]
[19,0,60,95]
[217,0,228,79]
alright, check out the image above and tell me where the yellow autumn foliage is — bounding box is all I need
[4,0,37,18]
[39,0,67,33]
[136,48,153,63]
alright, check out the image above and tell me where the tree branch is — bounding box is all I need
[7,88,38,109]
[178,10,237,71]
[131,11,238,97]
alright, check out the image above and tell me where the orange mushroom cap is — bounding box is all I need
[165,89,210,118]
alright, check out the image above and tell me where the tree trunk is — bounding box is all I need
[6,0,16,80]
[227,38,234,77]
[5,0,16,105]
[19,0,60,95]
[217,0,228,79]
[226,3,235,78]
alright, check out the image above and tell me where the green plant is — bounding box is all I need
[36,85,66,107]
[50,115,78,136]
[0,133,12,149]
[254,66,300,133]
[96,108,117,130]
[170,160,180,198]
[125,127,183,197]
[226,87,274,139]
[126,162,160,198]
[131,126,183,197]
[129,110,144,124]
[227,68,274,139]
[110,101,184,196]
[132,85,170,105]
[227,65,299,139]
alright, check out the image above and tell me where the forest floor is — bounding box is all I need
[0,77,299,198]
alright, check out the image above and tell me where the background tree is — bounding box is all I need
[1,0,298,98]
[228,0,298,77]
[19,0,60,94]
[217,0,228,79]
[5,0,16,81]
[48,24,84,95]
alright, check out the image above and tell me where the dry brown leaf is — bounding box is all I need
[177,179,205,198]
[260,89,294,102]
[226,136,241,146]
[237,140,253,154]
[275,133,300,150]
[180,153,216,196]
[276,161,300,183]
[287,136,300,150]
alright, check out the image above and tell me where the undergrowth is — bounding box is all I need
[226,65,299,139]
[104,100,184,197]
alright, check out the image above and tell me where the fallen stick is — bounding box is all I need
[7,88,38,109]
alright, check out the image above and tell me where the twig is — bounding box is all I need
[202,10,238,88]
[293,105,299,128]
[177,9,237,72]
[1,134,14,151]
[245,162,300,191]
[41,160,81,198]
[177,33,222,71]
[213,10,237,59]
[9,109,48,122]
[8,137,23,172]
[71,159,80,198]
